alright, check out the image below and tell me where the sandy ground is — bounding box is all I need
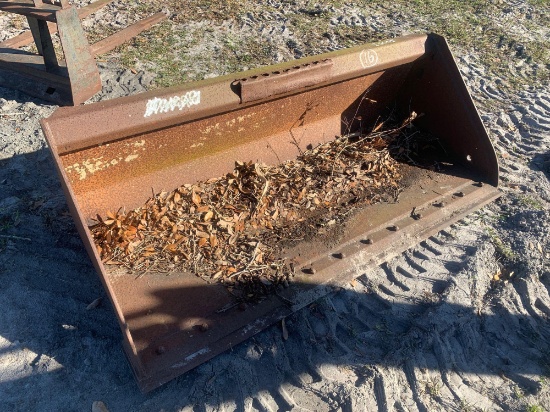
[0,1,549,411]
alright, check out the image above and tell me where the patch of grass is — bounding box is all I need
[107,0,547,93]
[170,0,248,23]
[485,226,516,261]
[221,35,277,73]
[494,212,511,222]
[458,397,475,412]
[519,195,544,210]
[365,0,549,91]
[120,21,187,88]
[513,384,525,399]
[527,0,550,6]
[115,0,254,85]
[7,14,27,30]
[526,405,544,412]
[424,378,443,398]
[121,17,278,88]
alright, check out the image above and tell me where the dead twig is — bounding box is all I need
[0,234,31,241]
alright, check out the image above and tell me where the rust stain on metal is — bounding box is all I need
[40,33,500,392]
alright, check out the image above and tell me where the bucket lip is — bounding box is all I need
[51,32,430,110]
[41,33,429,155]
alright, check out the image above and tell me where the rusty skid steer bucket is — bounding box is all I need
[41,33,499,392]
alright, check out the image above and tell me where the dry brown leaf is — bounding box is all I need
[210,234,218,247]
[165,244,178,253]
[198,238,208,248]
[192,191,201,206]
[196,230,209,238]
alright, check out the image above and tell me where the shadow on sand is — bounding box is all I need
[0,141,548,411]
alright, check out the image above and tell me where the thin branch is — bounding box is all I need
[0,234,31,241]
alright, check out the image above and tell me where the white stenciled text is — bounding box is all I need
[143,90,201,118]
[359,49,379,69]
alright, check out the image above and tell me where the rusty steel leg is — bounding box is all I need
[90,12,168,57]
[55,6,101,104]
[26,16,45,54]
[36,19,59,71]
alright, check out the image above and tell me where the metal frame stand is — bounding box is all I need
[0,0,102,105]
[0,0,167,105]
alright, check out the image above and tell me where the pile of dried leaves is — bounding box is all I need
[91,113,420,301]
